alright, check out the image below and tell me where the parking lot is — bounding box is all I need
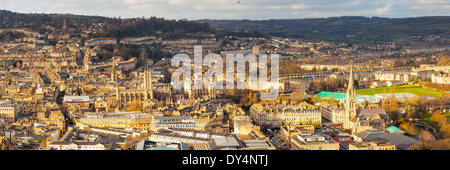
[261,127,289,150]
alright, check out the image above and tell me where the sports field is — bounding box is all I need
[356,84,444,98]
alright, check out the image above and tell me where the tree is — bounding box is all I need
[290,91,304,100]
[388,88,399,112]
[13,60,23,68]
[430,111,447,124]
[239,95,249,105]
[224,89,249,103]
[127,100,143,111]
[278,93,286,103]
[437,55,450,66]
[353,80,359,88]
[363,100,369,108]
[251,93,260,104]
[303,97,313,105]
[410,138,450,150]
[397,117,406,126]
[399,122,418,136]
[331,68,339,72]
[113,49,121,56]
[441,124,450,138]
[413,98,429,119]
[163,111,173,116]
[403,96,419,112]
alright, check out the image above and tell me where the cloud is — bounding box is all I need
[0,0,449,19]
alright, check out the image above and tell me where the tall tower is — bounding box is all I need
[111,56,116,82]
[143,66,153,100]
[185,77,192,99]
[381,89,386,110]
[62,18,67,31]
[344,63,357,130]
[116,86,120,111]
[253,45,260,55]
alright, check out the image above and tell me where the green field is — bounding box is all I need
[356,84,444,98]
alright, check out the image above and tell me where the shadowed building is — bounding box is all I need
[117,67,153,103]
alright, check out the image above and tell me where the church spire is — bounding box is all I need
[112,49,120,82]
[344,60,357,131]
[348,60,354,90]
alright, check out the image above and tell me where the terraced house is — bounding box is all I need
[77,112,153,130]
[250,103,321,127]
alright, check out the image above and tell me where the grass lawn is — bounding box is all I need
[356,84,444,98]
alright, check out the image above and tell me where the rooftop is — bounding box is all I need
[242,140,270,148]
[317,91,375,100]
[83,111,153,119]
[356,109,387,119]
[135,139,189,150]
[63,96,90,102]
[208,136,245,150]
[234,119,254,127]
[350,141,394,148]
[354,129,419,150]
[374,93,417,99]
[52,128,126,150]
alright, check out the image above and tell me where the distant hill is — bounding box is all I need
[0,10,109,29]
[3,10,449,43]
[0,10,267,40]
[199,16,450,43]
[0,10,214,40]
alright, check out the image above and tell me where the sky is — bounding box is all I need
[0,0,449,20]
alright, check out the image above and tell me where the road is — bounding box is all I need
[55,89,75,132]
[39,73,51,85]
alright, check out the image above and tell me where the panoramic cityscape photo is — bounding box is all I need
[1,0,450,162]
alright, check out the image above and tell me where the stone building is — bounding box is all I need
[250,102,321,127]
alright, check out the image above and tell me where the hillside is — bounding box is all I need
[199,16,450,44]
[3,10,450,43]
[0,10,268,40]
[0,10,214,40]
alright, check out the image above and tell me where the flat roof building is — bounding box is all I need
[135,139,189,150]
[49,128,126,150]
[207,136,245,150]
[349,141,396,150]
[290,133,339,150]
[353,129,419,150]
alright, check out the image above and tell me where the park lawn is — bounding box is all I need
[356,84,444,98]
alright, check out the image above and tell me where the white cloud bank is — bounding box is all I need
[0,0,449,19]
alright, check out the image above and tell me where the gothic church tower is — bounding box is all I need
[344,63,357,130]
